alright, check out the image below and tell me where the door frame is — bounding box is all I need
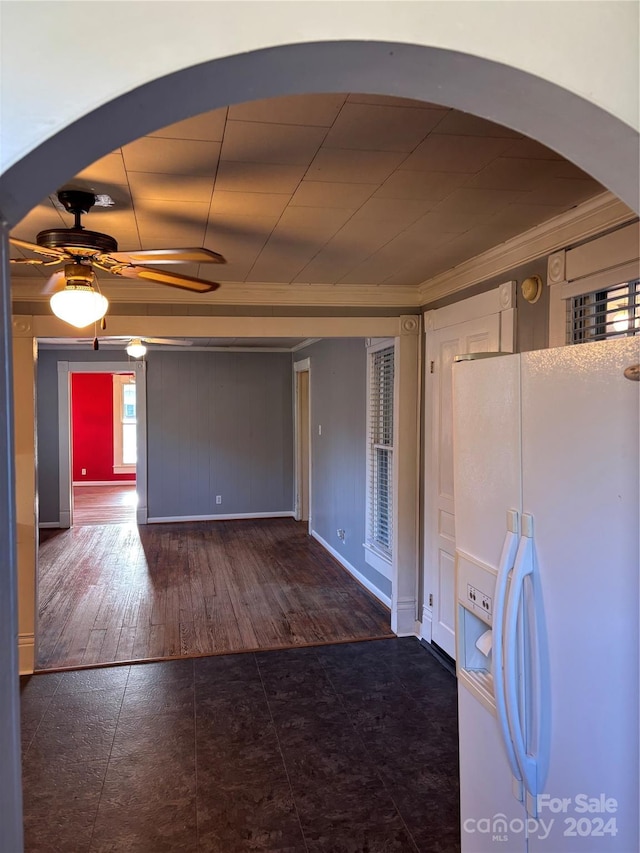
[56,360,148,528]
[421,283,516,649]
[293,357,311,529]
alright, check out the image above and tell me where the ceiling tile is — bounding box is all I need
[122,138,221,176]
[11,202,65,240]
[294,217,416,283]
[221,121,327,166]
[204,215,277,272]
[149,109,227,141]
[290,181,376,209]
[228,94,347,126]
[373,170,470,201]
[134,199,209,244]
[306,148,405,184]
[522,178,602,206]
[465,157,571,191]
[338,230,458,285]
[128,173,214,204]
[350,196,435,226]
[214,161,306,194]
[74,151,129,187]
[322,103,448,152]
[430,187,526,217]
[501,138,564,160]
[208,191,290,219]
[400,135,513,173]
[431,111,521,138]
[347,94,445,110]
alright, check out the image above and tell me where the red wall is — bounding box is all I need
[71,373,136,482]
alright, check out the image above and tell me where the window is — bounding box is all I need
[113,375,137,473]
[366,342,395,568]
[570,279,640,344]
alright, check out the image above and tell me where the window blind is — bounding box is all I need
[569,279,640,344]
[368,346,394,555]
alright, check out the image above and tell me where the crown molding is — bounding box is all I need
[10,279,420,309]
[417,192,636,306]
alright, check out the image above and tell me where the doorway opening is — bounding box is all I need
[70,372,137,526]
[294,358,311,529]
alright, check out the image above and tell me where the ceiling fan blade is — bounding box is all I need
[141,337,194,346]
[43,270,67,295]
[108,248,225,265]
[10,237,66,260]
[112,265,220,293]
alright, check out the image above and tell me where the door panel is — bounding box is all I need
[427,314,500,658]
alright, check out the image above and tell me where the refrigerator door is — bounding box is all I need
[454,353,526,852]
[521,339,639,852]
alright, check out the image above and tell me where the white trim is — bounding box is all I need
[147,511,295,523]
[113,466,136,475]
[291,339,320,352]
[363,543,393,581]
[72,480,135,486]
[419,606,433,643]
[423,282,515,330]
[18,633,35,675]
[311,530,392,610]
[38,522,60,529]
[418,192,634,305]
[394,597,420,638]
[293,358,312,527]
[559,260,640,300]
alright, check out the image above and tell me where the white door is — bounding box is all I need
[426,314,500,658]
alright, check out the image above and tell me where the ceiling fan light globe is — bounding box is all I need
[50,286,108,328]
[126,340,147,358]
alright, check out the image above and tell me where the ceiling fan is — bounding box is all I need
[10,189,226,326]
[42,334,194,356]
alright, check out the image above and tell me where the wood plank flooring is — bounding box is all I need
[73,484,137,525]
[36,518,394,670]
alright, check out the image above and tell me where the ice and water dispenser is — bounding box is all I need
[456,550,497,712]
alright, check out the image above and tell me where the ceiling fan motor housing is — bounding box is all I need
[64,262,96,286]
[37,189,118,255]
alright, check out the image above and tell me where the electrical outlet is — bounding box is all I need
[337,529,345,542]
[215,495,222,505]
[81,468,87,476]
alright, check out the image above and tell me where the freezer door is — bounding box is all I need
[521,339,640,852]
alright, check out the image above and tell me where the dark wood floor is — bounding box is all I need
[37,517,394,670]
[73,484,137,525]
[21,639,460,853]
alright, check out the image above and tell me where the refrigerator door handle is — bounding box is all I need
[504,525,538,800]
[492,514,523,799]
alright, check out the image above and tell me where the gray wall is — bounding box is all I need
[37,349,132,523]
[146,350,292,518]
[422,256,550,352]
[37,349,293,523]
[295,339,391,601]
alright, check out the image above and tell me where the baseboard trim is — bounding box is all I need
[18,633,35,675]
[147,511,296,524]
[310,530,392,609]
[38,522,60,529]
[420,638,457,676]
[393,596,418,637]
[419,605,433,642]
[72,480,136,486]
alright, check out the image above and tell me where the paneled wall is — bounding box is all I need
[294,338,391,602]
[37,349,293,523]
[146,350,292,519]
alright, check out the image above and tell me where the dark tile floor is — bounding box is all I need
[20,638,460,853]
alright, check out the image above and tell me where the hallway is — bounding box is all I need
[21,638,459,853]
[36,518,394,670]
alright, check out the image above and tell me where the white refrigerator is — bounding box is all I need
[452,338,639,853]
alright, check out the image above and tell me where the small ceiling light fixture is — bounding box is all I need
[49,263,109,328]
[126,338,147,359]
[521,275,543,304]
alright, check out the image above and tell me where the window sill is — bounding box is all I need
[363,543,392,580]
[114,465,136,475]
